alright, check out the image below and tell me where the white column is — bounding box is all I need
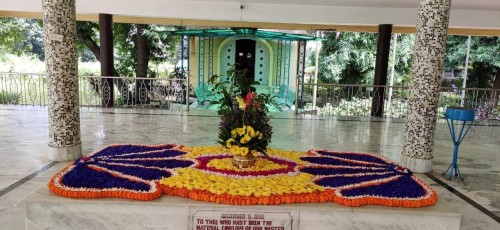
[387,33,398,111]
[460,35,471,107]
[312,31,320,111]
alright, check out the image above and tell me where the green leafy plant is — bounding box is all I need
[0,91,21,104]
[210,66,273,156]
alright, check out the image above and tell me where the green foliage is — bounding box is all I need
[313,32,414,86]
[445,36,500,89]
[391,34,415,85]
[316,32,414,85]
[314,95,457,119]
[438,92,461,107]
[0,18,44,60]
[142,25,182,63]
[445,36,500,70]
[113,23,136,76]
[0,18,28,56]
[75,21,99,62]
[317,32,377,84]
[1,18,181,77]
[466,62,497,89]
[212,67,273,154]
[112,23,181,77]
[209,66,272,114]
[0,91,21,104]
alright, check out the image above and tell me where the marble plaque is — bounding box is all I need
[191,210,293,230]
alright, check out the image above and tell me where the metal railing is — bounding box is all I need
[1,72,499,121]
[0,73,190,111]
[297,83,500,121]
[0,72,47,106]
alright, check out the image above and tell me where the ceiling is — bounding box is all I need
[0,0,499,34]
[192,0,500,11]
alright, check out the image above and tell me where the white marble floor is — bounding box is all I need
[0,105,499,229]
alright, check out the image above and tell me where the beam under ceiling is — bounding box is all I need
[1,11,499,36]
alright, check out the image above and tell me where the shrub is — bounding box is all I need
[0,91,21,104]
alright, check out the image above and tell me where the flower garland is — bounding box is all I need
[161,185,336,205]
[49,144,437,208]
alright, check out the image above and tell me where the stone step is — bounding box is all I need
[25,186,461,230]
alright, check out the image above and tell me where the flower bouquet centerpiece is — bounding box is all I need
[209,67,273,168]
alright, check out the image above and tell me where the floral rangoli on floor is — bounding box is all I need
[49,144,437,207]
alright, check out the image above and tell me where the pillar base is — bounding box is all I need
[48,143,82,161]
[400,154,433,173]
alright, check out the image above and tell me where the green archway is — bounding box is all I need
[218,38,273,86]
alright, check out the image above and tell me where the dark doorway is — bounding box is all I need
[235,39,256,81]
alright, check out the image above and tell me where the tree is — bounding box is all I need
[135,24,150,103]
[313,32,414,86]
[315,32,378,85]
[0,18,44,60]
[111,23,180,77]
[135,24,149,78]
[76,21,100,62]
[445,36,500,116]
[444,36,500,89]
[390,34,414,86]
[74,21,181,104]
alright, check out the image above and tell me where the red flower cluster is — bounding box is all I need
[244,92,257,109]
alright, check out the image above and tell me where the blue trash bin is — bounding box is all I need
[442,107,475,180]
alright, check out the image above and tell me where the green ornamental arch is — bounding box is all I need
[218,38,273,85]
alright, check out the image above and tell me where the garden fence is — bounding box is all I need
[0,73,190,111]
[1,72,499,121]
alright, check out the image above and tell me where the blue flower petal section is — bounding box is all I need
[61,165,150,191]
[103,159,194,169]
[93,144,176,157]
[95,163,172,180]
[340,176,426,198]
[110,149,186,159]
[300,166,390,176]
[315,173,396,188]
[301,156,382,167]
[315,151,389,165]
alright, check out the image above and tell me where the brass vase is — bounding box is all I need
[232,153,256,169]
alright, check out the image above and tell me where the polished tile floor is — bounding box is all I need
[0,105,499,229]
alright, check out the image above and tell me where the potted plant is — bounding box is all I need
[209,66,273,168]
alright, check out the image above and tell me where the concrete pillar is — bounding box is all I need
[295,40,306,113]
[401,0,451,173]
[99,13,114,107]
[42,0,82,161]
[371,24,392,118]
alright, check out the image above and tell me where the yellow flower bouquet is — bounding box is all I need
[226,125,263,157]
[211,67,273,167]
